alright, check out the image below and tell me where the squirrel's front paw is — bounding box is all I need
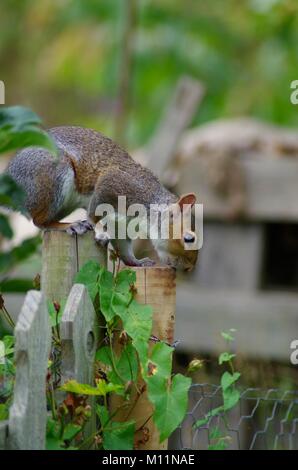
[138,257,156,267]
[95,231,110,247]
[66,220,94,236]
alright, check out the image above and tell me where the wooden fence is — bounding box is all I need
[0,230,176,450]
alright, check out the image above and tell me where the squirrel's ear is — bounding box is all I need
[178,193,196,210]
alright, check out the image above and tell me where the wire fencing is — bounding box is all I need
[170,384,298,450]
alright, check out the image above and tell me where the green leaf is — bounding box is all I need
[147,373,191,442]
[194,406,225,429]
[221,330,235,342]
[103,421,135,450]
[99,268,136,323]
[0,278,34,293]
[218,352,236,365]
[96,343,139,389]
[221,371,241,391]
[0,403,8,421]
[98,269,115,321]
[0,106,57,155]
[147,342,173,379]
[74,260,102,302]
[60,379,123,396]
[0,174,26,210]
[0,235,41,273]
[0,214,13,239]
[62,423,82,441]
[0,106,42,128]
[116,299,152,368]
[97,405,135,450]
[2,335,14,356]
[223,388,240,411]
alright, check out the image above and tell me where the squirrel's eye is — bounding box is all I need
[183,232,196,243]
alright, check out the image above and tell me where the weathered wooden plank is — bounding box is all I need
[60,284,98,385]
[60,284,98,440]
[146,76,205,179]
[177,154,298,222]
[176,284,298,360]
[42,230,78,302]
[42,230,107,302]
[0,421,8,449]
[8,291,50,450]
[193,223,264,290]
[77,230,107,270]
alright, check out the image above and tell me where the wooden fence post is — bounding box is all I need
[110,266,176,450]
[41,230,107,301]
[8,290,50,450]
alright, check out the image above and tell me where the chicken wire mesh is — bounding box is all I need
[169,384,298,450]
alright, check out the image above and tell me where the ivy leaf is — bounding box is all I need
[75,260,102,302]
[97,268,136,323]
[223,388,240,412]
[218,352,236,365]
[103,421,135,450]
[60,379,123,396]
[221,371,241,391]
[96,405,135,450]
[62,423,82,441]
[98,269,115,321]
[116,299,152,368]
[96,343,138,389]
[147,373,191,442]
[147,342,173,379]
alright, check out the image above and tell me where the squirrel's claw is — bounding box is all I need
[66,220,94,236]
[123,257,155,267]
[95,231,110,247]
[138,257,156,267]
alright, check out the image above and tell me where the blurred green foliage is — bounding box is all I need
[0,106,55,301]
[1,0,298,149]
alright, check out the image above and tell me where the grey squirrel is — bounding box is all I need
[7,126,198,271]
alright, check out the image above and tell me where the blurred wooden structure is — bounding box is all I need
[145,116,298,361]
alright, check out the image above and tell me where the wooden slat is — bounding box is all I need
[176,284,298,360]
[193,223,264,290]
[177,154,298,222]
[60,284,97,385]
[8,291,50,449]
[60,284,98,439]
